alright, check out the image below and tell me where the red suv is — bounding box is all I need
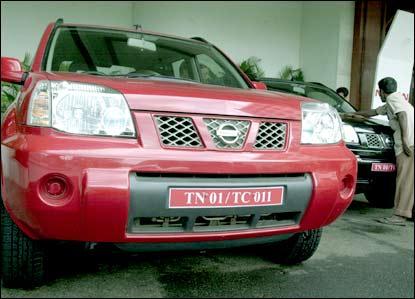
[1,19,357,288]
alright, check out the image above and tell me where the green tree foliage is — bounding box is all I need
[1,53,32,115]
[239,56,265,81]
[278,65,305,82]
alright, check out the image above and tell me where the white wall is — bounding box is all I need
[300,1,354,90]
[133,1,303,77]
[1,1,354,89]
[1,1,134,61]
[336,2,355,91]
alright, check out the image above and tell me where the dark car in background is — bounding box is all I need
[260,78,396,208]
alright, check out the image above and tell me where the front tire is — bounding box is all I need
[265,229,323,265]
[1,204,48,288]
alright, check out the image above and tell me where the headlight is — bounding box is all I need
[301,102,343,144]
[342,124,360,144]
[382,134,394,148]
[27,81,135,137]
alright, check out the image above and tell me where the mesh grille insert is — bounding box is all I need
[204,119,250,149]
[254,122,287,150]
[365,133,383,148]
[155,116,202,148]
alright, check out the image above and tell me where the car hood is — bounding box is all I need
[342,116,393,135]
[44,72,312,120]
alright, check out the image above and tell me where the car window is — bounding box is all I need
[305,88,356,113]
[172,59,185,78]
[172,58,199,81]
[45,27,249,89]
[306,90,338,107]
[196,54,230,86]
[264,81,356,113]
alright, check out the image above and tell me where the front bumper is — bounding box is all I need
[348,147,396,193]
[128,174,312,234]
[1,127,357,244]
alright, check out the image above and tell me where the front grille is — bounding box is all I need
[131,212,299,233]
[365,133,383,148]
[155,116,202,148]
[154,115,288,151]
[254,122,287,150]
[204,118,250,149]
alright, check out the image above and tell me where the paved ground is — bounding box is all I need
[1,194,414,298]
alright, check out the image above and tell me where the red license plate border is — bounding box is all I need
[168,186,285,209]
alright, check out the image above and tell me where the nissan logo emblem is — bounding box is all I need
[216,123,240,144]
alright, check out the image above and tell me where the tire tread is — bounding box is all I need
[271,228,323,265]
[1,204,47,288]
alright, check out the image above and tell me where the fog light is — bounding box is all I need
[40,175,71,201]
[340,174,355,199]
[45,178,66,196]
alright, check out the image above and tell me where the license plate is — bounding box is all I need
[169,187,284,208]
[371,163,396,172]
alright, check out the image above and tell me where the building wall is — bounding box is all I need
[1,1,354,90]
[133,1,303,78]
[1,1,134,61]
[336,2,355,91]
[300,1,355,90]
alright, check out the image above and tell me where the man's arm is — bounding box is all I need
[341,109,378,120]
[397,111,412,156]
[353,109,378,117]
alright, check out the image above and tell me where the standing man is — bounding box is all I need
[344,77,414,225]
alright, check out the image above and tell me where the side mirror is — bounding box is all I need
[252,81,267,90]
[1,57,26,84]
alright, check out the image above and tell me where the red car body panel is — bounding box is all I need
[1,21,357,246]
[1,116,356,242]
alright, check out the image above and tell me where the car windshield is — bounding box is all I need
[264,81,356,113]
[44,26,249,89]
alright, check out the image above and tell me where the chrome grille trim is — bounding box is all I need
[204,118,250,149]
[365,133,383,148]
[155,116,203,148]
[254,122,287,150]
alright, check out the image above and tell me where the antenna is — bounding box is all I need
[133,24,144,39]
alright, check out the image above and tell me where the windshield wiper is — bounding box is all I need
[75,71,199,84]
[77,71,107,76]
[123,72,155,78]
[122,72,199,84]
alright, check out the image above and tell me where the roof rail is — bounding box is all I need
[54,18,64,28]
[190,37,209,44]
